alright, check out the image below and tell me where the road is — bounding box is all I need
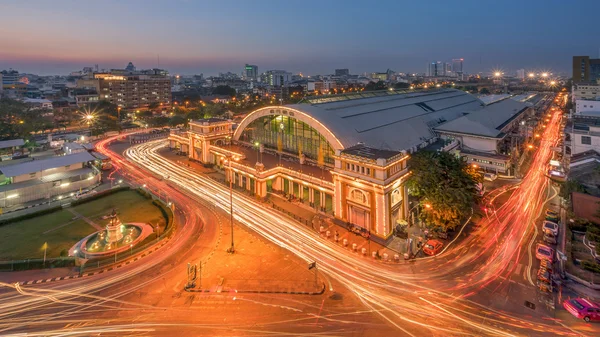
[117,95,587,335]
[1,95,597,336]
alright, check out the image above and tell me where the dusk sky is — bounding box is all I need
[1,0,598,76]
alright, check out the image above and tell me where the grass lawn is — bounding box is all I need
[0,190,168,261]
[0,210,93,260]
[72,190,167,229]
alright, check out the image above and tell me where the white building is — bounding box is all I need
[22,98,53,110]
[572,83,600,102]
[0,152,101,207]
[435,98,534,174]
[575,99,600,115]
[565,115,600,157]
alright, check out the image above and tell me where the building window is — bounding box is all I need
[349,189,368,205]
[581,136,592,145]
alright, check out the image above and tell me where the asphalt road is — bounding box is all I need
[1,95,599,336]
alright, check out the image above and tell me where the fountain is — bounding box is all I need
[105,209,123,244]
[70,209,154,259]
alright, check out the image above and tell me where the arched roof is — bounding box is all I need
[234,89,484,152]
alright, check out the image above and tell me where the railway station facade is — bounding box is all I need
[168,89,523,244]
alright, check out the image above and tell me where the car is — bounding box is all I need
[543,233,557,245]
[537,268,552,283]
[540,259,554,274]
[423,239,444,256]
[563,298,600,322]
[545,209,559,221]
[483,173,498,181]
[543,221,559,236]
[535,243,554,262]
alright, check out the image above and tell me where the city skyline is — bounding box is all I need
[1,0,598,76]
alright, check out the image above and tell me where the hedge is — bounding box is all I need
[70,186,130,206]
[581,261,600,274]
[0,205,64,226]
[152,199,168,217]
[0,257,76,272]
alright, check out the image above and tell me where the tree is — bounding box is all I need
[479,88,491,95]
[560,179,586,201]
[169,115,187,127]
[83,100,121,134]
[406,151,482,231]
[365,81,386,91]
[394,82,410,89]
[148,102,160,110]
[148,116,170,127]
[212,85,236,97]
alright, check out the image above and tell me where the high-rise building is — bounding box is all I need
[335,69,350,77]
[77,68,171,110]
[265,70,292,86]
[427,61,452,77]
[516,69,525,80]
[573,56,600,83]
[451,59,463,73]
[245,64,258,81]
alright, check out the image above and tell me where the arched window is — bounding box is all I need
[391,189,402,206]
[349,189,368,205]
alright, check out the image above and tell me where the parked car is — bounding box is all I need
[540,259,554,274]
[535,243,554,262]
[423,239,444,256]
[545,209,559,222]
[543,221,559,236]
[483,173,498,181]
[563,298,600,322]
[543,233,557,245]
[537,268,552,283]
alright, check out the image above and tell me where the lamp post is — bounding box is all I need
[226,154,237,254]
[254,141,260,164]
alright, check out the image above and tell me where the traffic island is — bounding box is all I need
[182,216,326,295]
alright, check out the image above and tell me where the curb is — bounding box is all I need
[184,283,326,295]
[17,239,169,286]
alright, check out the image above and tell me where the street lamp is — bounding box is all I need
[226,154,239,254]
[528,73,535,78]
[254,141,260,164]
[541,72,549,78]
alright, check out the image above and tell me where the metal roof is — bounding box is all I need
[434,99,529,138]
[0,139,25,149]
[0,152,95,177]
[287,89,484,152]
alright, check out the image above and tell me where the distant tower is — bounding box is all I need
[125,62,136,72]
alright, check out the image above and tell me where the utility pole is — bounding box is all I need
[227,155,235,254]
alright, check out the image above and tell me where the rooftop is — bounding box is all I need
[434,99,530,138]
[0,139,25,149]
[191,118,231,125]
[340,144,402,161]
[287,88,484,152]
[0,152,95,178]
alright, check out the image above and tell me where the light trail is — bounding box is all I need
[0,95,589,336]
[107,95,581,336]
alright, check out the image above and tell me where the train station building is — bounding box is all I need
[168,89,529,244]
